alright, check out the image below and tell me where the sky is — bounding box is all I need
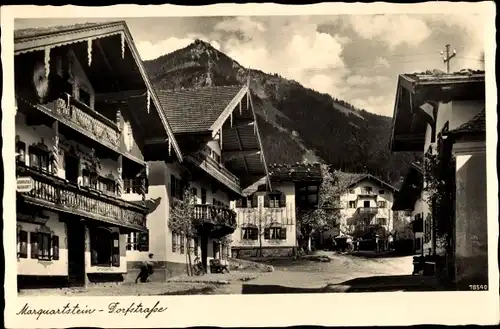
[16,14,485,117]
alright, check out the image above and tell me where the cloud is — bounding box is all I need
[351,95,394,117]
[375,57,390,68]
[345,75,389,86]
[348,15,431,49]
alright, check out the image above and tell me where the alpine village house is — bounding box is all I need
[126,84,269,280]
[230,163,323,258]
[14,21,183,288]
[389,69,487,289]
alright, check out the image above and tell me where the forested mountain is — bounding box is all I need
[144,39,421,186]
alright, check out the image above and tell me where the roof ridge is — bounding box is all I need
[156,84,245,93]
[14,21,126,39]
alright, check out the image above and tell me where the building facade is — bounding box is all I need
[125,84,269,279]
[231,163,322,258]
[390,69,486,288]
[14,21,182,288]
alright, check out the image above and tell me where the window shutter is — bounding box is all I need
[172,233,177,252]
[280,228,287,240]
[19,230,28,258]
[251,194,258,208]
[30,232,38,259]
[52,235,59,260]
[264,228,270,240]
[279,193,286,207]
[111,232,120,267]
[263,194,270,208]
[236,198,243,208]
[137,231,149,252]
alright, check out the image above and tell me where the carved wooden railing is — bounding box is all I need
[16,163,147,229]
[187,151,240,193]
[193,204,237,229]
[54,94,121,146]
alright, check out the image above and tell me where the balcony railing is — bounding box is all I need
[187,152,241,194]
[18,95,121,153]
[193,204,237,229]
[356,207,379,216]
[357,191,378,197]
[16,163,147,230]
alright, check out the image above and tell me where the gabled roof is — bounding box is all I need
[343,173,398,192]
[14,21,183,162]
[333,171,366,190]
[390,69,485,152]
[156,85,246,134]
[268,163,323,183]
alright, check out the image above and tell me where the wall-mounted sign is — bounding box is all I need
[17,177,34,193]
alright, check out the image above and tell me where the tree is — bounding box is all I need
[246,203,273,257]
[296,164,346,253]
[169,188,199,276]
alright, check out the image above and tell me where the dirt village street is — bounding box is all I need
[19,251,443,297]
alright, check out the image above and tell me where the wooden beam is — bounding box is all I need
[210,85,249,137]
[95,89,147,102]
[235,127,250,174]
[225,119,255,130]
[223,149,261,162]
[144,137,168,145]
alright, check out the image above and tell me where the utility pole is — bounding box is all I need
[441,44,457,73]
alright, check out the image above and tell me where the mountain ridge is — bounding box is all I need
[144,39,420,186]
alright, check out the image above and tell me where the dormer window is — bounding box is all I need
[364,186,372,193]
[236,194,258,208]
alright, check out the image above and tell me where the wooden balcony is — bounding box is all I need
[356,207,379,216]
[193,204,237,238]
[16,163,147,231]
[187,151,241,195]
[357,191,378,198]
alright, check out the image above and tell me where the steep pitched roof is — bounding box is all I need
[447,109,486,135]
[268,163,323,183]
[340,172,398,192]
[333,171,366,190]
[14,22,102,39]
[155,85,245,134]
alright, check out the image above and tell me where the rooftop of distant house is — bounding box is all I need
[446,109,486,136]
[267,162,323,183]
[155,85,246,134]
[335,171,398,192]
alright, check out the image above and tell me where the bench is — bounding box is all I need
[210,259,229,274]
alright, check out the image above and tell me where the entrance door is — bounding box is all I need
[65,155,79,184]
[67,219,86,286]
[363,200,370,208]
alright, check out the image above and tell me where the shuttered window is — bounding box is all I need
[111,232,120,267]
[18,230,28,258]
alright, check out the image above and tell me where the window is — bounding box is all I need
[191,187,198,201]
[30,232,55,261]
[29,146,49,172]
[377,201,386,208]
[127,232,138,251]
[377,218,387,226]
[363,200,370,208]
[170,175,183,200]
[236,195,258,208]
[349,201,356,208]
[378,189,385,195]
[201,188,207,204]
[296,184,320,209]
[89,228,119,267]
[124,178,144,194]
[264,227,287,240]
[363,186,372,193]
[78,88,91,107]
[82,169,98,189]
[172,232,178,252]
[17,230,28,258]
[264,192,286,208]
[424,218,432,243]
[16,138,26,164]
[241,227,258,240]
[349,189,355,194]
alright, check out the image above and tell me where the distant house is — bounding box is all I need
[125,84,269,279]
[390,70,486,288]
[392,163,425,254]
[231,163,322,258]
[13,21,179,288]
[318,173,398,251]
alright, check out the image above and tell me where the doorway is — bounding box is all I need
[66,219,86,287]
[363,200,370,208]
[65,154,79,184]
